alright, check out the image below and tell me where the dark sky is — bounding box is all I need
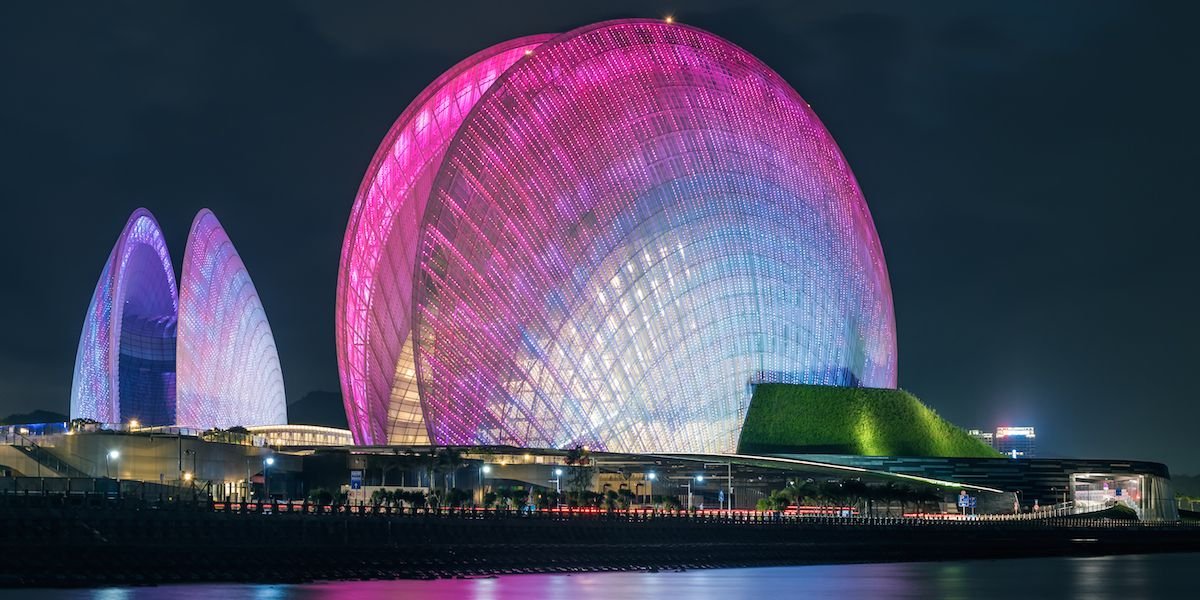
[2,1,1197,472]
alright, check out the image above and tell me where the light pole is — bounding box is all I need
[105,450,120,479]
[703,462,734,510]
[480,464,492,505]
[552,465,566,508]
[264,456,275,502]
[184,448,197,486]
[685,475,704,511]
[646,471,657,506]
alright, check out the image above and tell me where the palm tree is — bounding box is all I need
[880,482,904,516]
[793,480,819,510]
[841,479,869,516]
[562,445,593,496]
[819,481,846,515]
[436,447,465,490]
[412,448,437,491]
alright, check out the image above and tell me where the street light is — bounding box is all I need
[263,456,275,501]
[105,448,121,489]
[685,475,704,511]
[645,471,657,506]
[104,449,122,496]
[480,464,492,504]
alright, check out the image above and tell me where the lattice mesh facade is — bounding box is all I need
[337,20,897,452]
[71,209,178,425]
[336,36,551,445]
[176,209,287,429]
[72,208,287,428]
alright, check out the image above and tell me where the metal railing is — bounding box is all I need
[7,434,91,478]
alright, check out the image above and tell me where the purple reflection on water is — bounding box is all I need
[15,555,1200,600]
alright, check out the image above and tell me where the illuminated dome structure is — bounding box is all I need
[176,209,287,429]
[337,19,896,452]
[71,208,287,428]
[71,209,178,426]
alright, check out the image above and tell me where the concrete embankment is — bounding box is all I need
[2,504,1198,587]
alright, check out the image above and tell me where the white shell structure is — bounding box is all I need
[176,209,287,429]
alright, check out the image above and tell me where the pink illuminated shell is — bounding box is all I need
[176,209,287,429]
[336,35,553,445]
[338,20,897,451]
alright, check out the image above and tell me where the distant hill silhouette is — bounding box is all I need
[1174,474,1200,497]
[0,409,69,425]
[288,390,348,429]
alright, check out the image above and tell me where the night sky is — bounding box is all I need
[2,2,1197,471]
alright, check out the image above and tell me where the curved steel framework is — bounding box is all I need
[177,209,287,429]
[71,208,178,425]
[336,35,553,445]
[337,20,897,451]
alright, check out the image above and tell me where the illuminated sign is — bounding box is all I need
[996,426,1035,438]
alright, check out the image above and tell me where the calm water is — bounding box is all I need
[14,554,1200,600]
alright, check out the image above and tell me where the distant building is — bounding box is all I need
[995,426,1036,458]
[70,208,288,430]
[968,429,995,449]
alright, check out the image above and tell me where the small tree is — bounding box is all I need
[604,489,619,511]
[436,447,466,490]
[653,494,681,511]
[841,479,868,515]
[445,487,470,508]
[563,446,593,496]
[307,487,334,505]
[617,488,634,510]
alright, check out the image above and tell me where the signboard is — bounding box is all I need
[350,470,363,491]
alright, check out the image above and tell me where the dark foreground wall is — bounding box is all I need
[2,505,1199,587]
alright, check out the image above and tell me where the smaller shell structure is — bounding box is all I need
[70,208,178,425]
[176,209,287,429]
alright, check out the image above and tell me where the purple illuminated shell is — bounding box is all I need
[71,208,178,424]
[338,20,897,451]
[176,209,287,429]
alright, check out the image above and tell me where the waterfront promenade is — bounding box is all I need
[2,494,1198,587]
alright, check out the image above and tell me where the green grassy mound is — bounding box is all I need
[737,383,1002,458]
